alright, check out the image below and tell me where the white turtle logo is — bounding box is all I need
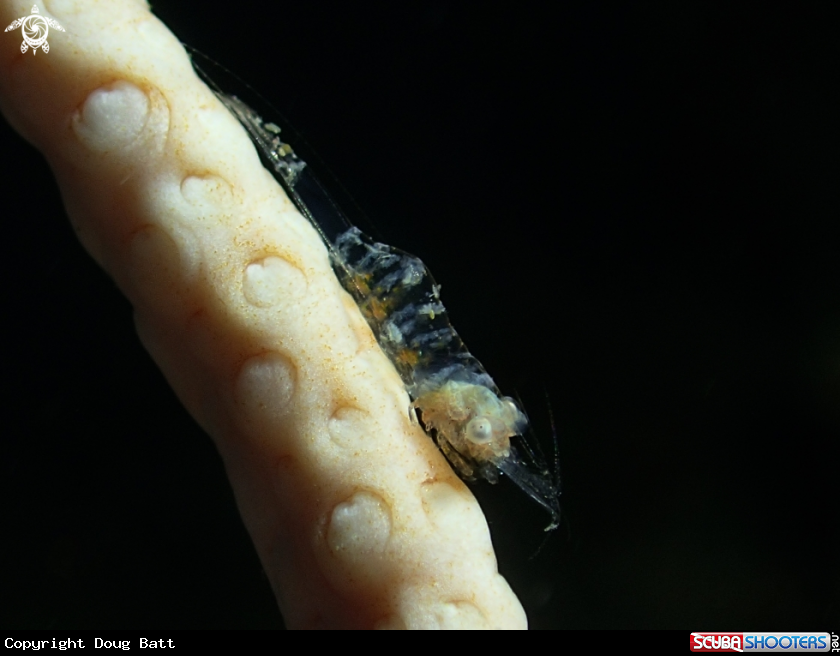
[5,5,64,55]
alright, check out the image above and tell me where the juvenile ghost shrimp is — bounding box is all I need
[219,94,561,531]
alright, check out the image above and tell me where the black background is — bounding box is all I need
[0,2,836,629]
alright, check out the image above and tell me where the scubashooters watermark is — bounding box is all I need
[4,5,64,55]
[690,633,838,652]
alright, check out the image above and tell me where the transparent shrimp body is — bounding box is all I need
[331,228,531,482]
[220,94,560,530]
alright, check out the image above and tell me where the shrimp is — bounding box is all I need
[220,93,561,530]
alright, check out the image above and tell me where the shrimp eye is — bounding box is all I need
[465,417,493,444]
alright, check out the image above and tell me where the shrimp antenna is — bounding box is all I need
[545,390,562,498]
[510,390,546,469]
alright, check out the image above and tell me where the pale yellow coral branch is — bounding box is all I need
[0,0,525,629]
